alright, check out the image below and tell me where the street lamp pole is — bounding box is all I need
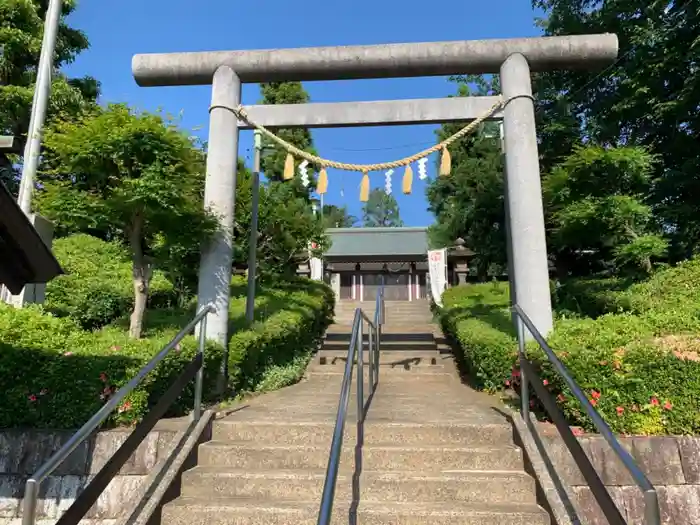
[245,130,262,323]
[17,0,63,215]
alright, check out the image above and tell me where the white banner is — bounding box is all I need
[308,241,324,281]
[428,248,447,306]
[310,257,324,280]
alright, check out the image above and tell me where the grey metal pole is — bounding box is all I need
[197,66,240,353]
[18,0,62,214]
[500,121,517,312]
[245,131,262,323]
[500,53,553,337]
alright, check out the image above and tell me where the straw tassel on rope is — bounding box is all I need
[359,171,370,202]
[283,153,295,181]
[402,164,413,194]
[317,167,328,194]
[440,146,451,176]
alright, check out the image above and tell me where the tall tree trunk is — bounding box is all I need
[128,214,152,339]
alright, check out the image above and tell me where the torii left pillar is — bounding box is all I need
[197,66,240,376]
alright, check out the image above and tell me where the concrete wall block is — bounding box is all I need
[585,436,636,485]
[658,485,700,525]
[0,432,90,476]
[0,476,22,518]
[89,431,161,475]
[538,433,589,486]
[570,485,629,525]
[84,475,145,519]
[36,475,87,519]
[156,430,179,462]
[629,437,685,486]
[678,437,700,484]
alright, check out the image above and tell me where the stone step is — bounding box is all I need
[162,497,551,525]
[321,340,437,351]
[212,420,515,447]
[317,351,443,366]
[325,332,435,342]
[311,358,447,369]
[197,442,523,471]
[326,324,437,334]
[308,366,452,377]
[180,467,536,504]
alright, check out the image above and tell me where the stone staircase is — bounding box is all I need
[160,302,551,525]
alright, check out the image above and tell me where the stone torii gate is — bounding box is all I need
[132,35,619,348]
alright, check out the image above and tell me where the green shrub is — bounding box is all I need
[553,277,633,318]
[227,276,334,394]
[46,234,177,329]
[0,304,224,429]
[439,283,517,391]
[0,276,334,429]
[440,260,700,435]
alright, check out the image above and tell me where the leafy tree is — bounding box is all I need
[362,188,403,228]
[532,0,700,259]
[544,145,667,277]
[426,75,506,279]
[232,164,327,277]
[35,103,216,338]
[259,81,318,197]
[0,0,99,195]
[322,204,358,228]
[238,81,328,275]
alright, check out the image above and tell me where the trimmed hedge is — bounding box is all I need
[1,275,334,429]
[227,276,334,394]
[46,234,177,329]
[0,305,223,428]
[440,258,700,435]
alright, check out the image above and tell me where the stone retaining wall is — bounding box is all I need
[534,424,700,525]
[0,422,185,525]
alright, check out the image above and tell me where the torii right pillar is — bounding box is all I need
[501,53,553,337]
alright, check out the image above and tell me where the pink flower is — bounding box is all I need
[543,379,549,386]
[63,351,74,357]
[505,379,511,387]
[616,406,624,416]
[118,401,132,414]
[591,390,601,401]
[511,368,521,378]
[557,394,566,402]
[99,372,108,382]
[590,398,598,407]
[28,394,37,402]
[650,397,659,407]
[571,427,584,437]
[663,400,673,411]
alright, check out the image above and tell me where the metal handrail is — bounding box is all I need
[512,304,660,525]
[317,278,384,525]
[21,304,215,525]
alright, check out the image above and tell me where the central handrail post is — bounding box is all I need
[368,323,375,395]
[357,319,364,422]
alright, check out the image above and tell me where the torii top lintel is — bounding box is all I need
[132,34,618,87]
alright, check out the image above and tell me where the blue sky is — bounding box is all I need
[63,0,543,227]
